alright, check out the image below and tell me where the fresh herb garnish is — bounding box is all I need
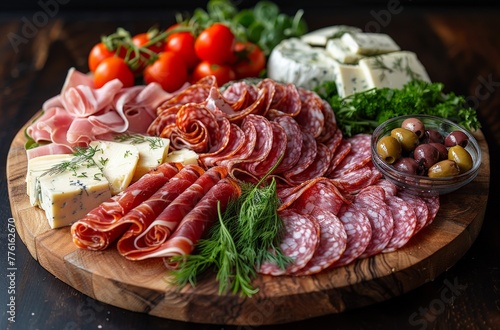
[114,133,164,150]
[316,79,481,137]
[42,145,103,177]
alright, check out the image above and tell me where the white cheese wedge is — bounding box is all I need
[334,63,374,98]
[267,38,340,91]
[341,32,400,55]
[164,148,199,165]
[301,25,362,46]
[37,162,111,229]
[112,134,171,182]
[326,38,364,64]
[26,154,73,207]
[359,51,431,89]
[89,140,140,195]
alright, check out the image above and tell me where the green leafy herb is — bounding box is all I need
[42,145,103,177]
[170,157,290,297]
[315,79,481,137]
[114,133,165,150]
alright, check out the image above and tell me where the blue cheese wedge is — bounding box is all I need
[326,38,364,64]
[301,25,362,47]
[359,51,431,89]
[164,148,199,165]
[89,140,140,195]
[26,154,73,207]
[112,134,170,182]
[341,32,400,55]
[267,38,340,91]
[334,63,373,98]
[37,161,111,229]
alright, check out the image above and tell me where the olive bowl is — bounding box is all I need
[371,114,481,195]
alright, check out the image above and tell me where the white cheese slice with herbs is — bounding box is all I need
[164,148,199,165]
[37,161,111,229]
[267,38,340,91]
[89,140,139,195]
[341,32,400,55]
[326,38,364,64]
[26,154,73,207]
[359,51,431,89]
[112,134,170,182]
[301,25,362,46]
[334,63,373,98]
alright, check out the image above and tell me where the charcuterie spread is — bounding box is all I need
[12,0,486,320]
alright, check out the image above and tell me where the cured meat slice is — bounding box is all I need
[221,80,259,110]
[115,165,205,256]
[294,89,325,138]
[282,131,317,182]
[382,195,417,252]
[420,194,440,227]
[354,186,394,258]
[317,99,337,143]
[201,123,245,167]
[226,82,272,122]
[373,178,399,197]
[147,104,181,136]
[238,114,275,174]
[157,75,215,111]
[219,117,257,170]
[324,125,343,155]
[284,178,346,216]
[268,82,301,117]
[331,134,372,177]
[71,162,181,250]
[397,190,430,235]
[273,115,303,173]
[133,165,229,250]
[252,121,287,176]
[125,177,241,261]
[258,209,320,276]
[331,165,377,194]
[330,203,372,267]
[326,138,351,176]
[286,142,332,184]
[293,208,347,275]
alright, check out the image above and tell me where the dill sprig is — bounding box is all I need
[41,145,103,177]
[114,133,164,150]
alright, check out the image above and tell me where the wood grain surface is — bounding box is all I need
[7,115,490,325]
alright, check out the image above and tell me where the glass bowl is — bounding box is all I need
[371,115,481,195]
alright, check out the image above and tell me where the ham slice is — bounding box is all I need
[71,163,182,250]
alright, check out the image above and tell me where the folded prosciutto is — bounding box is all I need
[71,162,182,250]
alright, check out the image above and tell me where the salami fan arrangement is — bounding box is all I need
[67,75,441,277]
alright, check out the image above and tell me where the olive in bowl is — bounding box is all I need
[371,115,482,195]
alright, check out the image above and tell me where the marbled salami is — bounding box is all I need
[273,115,303,173]
[282,130,317,183]
[331,134,372,177]
[397,190,430,235]
[294,89,325,138]
[382,195,417,252]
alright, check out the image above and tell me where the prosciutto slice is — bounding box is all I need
[71,162,182,250]
[123,177,241,261]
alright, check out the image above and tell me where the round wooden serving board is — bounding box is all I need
[7,118,490,326]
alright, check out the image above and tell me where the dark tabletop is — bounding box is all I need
[1,2,500,330]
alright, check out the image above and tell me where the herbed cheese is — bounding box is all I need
[301,25,362,47]
[341,32,400,55]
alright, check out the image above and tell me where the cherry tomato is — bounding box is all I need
[232,41,266,79]
[88,42,114,72]
[192,61,236,85]
[165,31,199,69]
[128,32,165,75]
[93,56,135,88]
[194,23,235,64]
[143,51,188,92]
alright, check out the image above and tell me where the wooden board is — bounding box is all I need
[6,118,490,326]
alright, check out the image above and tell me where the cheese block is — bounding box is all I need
[359,51,431,89]
[37,161,111,229]
[301,25,362,46]
[267,38,340,91]
[334,63,373,98]
[26,154,73,207]
[164,148,199,165]
[89,140,140,195]
[326,38,364,64]
[112,134,170,182]
[341,32,400,55]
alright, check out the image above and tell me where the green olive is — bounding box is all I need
[428,160,460,178]
[377,135,402,164]
[448,145,473,172]
[391,128,419,152]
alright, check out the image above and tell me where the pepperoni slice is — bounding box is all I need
[330,202,372,267]
[382,195,417,252]
[293,208,347,275]
[258,209,320,276]
[354,186,394,258]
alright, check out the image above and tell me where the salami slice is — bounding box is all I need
[221,80,259,110]
[354,186,394,258]
[258,209,320,276]
[331,134,372,177]
[397,190,430,235]
[421,194,440,227]
[286,142,332,184]
[288,178,346,216]
[252,121,287,176]
[201,123,245,167]
[331,165,376,194]
[239,114,275,175]
[157,75,215,110]
[293,208,347,275]
[330,202,372,267]
[282,130,317,182]
[373,178,399,197]
[71,162,181,250]
[147,104,181,136]
[268,82,301,117]
[273,115,303,173]
[317,99,337,143]
[294,89,325,138]
[326,138,351,177]
[382,195,417,252]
